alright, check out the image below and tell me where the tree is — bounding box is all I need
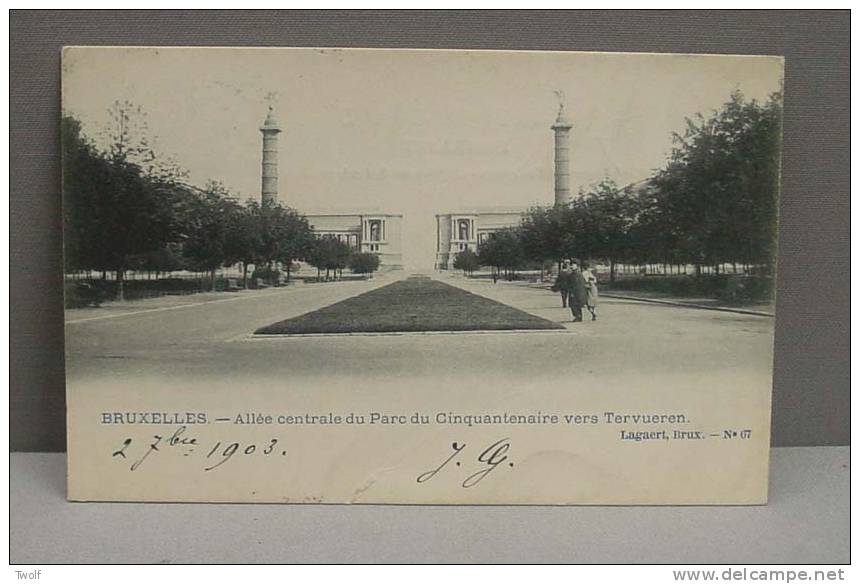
[574,178,637,283]
[181,181,243,290]
[650,90,783,274]
[477,229,525,281]
[452,248,480,276]
[519,205,574,271]
[255,202,315,284]
[272,207,315,283]
[224,200,265,289]
[127,245,186,277]
[101,100,186,184]
[62,107,187,300]
[62,116,114,275]
[307,236,353,281]
[348,252,381,277]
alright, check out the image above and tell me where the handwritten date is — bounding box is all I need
[112,426,284,472]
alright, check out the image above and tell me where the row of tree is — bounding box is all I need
[63,102,380,299]
[455,90,782,282]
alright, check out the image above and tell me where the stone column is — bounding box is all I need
[552,105,574,206]
[260,106,282,206]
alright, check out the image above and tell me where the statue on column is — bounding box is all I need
[553,89,566,117]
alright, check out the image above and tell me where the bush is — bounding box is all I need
[251,267,281,286]
[714,276,774,304]
[604,275,773,305]
[64,277,209,306]
[452,249,479,275]
[348,252,381,276]
[64,281,111,308]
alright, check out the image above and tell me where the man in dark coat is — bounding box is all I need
[552,260,573,307]
[568,263,588,322]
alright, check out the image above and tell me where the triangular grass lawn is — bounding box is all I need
[255,276,564,334]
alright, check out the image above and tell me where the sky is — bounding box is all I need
[62,47,783,268]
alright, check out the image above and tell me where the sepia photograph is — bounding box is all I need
[61,46,783,504]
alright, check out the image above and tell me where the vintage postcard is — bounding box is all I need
[62,47,782,504]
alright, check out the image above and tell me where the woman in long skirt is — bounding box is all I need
[581,261,599,320]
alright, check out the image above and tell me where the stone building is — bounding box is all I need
[306,212,404,270]
[434,208,523,270]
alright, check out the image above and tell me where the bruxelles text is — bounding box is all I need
[101,410,689,427]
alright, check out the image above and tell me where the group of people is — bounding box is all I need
[552,260,599,322]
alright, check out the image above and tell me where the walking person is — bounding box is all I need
[552,260,572,308]
[582,261,599,321]
[568,261,588,322]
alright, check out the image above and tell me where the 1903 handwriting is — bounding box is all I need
[111,425,286,472]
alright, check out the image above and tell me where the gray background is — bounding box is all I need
[10,447,850,563]
[10,10,850,451]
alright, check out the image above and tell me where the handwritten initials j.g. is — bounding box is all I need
[416,438,512,488]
